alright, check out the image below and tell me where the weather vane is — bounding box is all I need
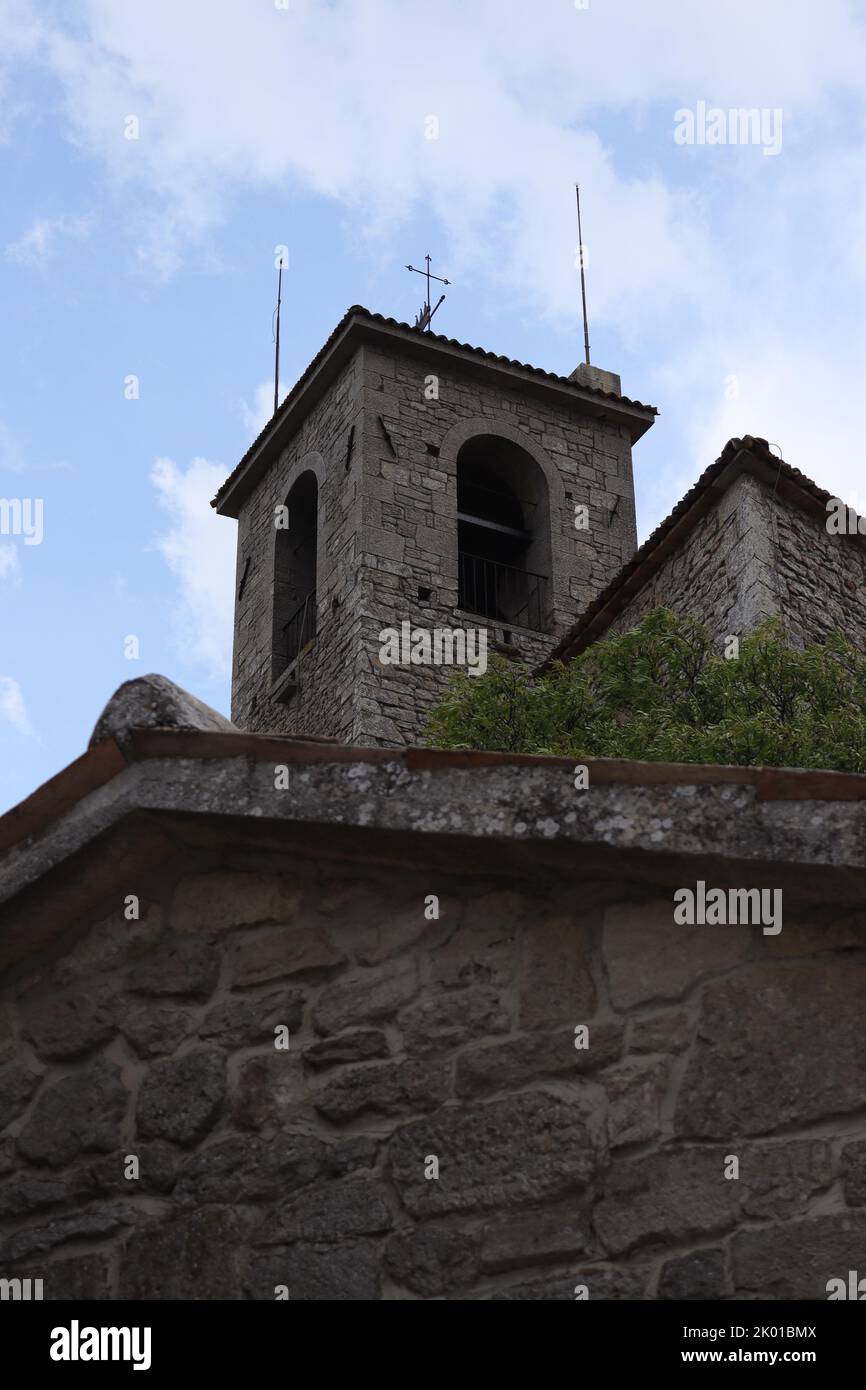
[405,254,450,330]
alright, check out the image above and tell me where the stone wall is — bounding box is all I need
[608,472,780,643]
[231,354,363,741]
[769,487,866,651]
[607,469,866,655]
[230,333,644,747]
[3,848,865,1301]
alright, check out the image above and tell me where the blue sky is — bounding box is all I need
[2,0,866,813]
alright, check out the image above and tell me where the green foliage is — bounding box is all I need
[425,608,866,772]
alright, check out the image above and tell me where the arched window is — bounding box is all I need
[272,471,318,682]
[456,434,551,632]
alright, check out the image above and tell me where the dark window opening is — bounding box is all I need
[272,471,318,682]
[456,435,551,633]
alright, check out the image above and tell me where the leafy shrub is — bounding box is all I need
[425,607,866,772]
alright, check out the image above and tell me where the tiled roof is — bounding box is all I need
[542,434,841,668]
[211,305,657,511]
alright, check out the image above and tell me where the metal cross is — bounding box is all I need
[405,254,451,330]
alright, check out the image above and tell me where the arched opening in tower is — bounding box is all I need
[456,435,551,633]
[272,470,318,680]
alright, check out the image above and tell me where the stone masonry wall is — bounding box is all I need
[2,850,866,1300]
[768,487,866,652]
[230,336,643,747]
[607,470,866,656]
[352,345,639,745]
[608,473,780,645]
[231,353,364,741]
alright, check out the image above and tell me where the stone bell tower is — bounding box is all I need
[212,305,655,746]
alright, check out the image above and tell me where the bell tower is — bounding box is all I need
[213,306,656,745]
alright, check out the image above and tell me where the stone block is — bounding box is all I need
[12,1255,110,1300]
[121,1207,245,1299]
[0,1060,42,1132]
[594,1148,738,1257]
[428,896,521,990]
[303,1030,389,1070]
[313,958,418,1034]
[350,902,438,966]
[519,915,597,1028]
[732,1214,866,1299]
[172,872,303,935]
[0,1169,93,1220]
[840,1139,866,1207]
[52,906,162,985]
[230,1054,306,1131]
[385,1225,479,1297]
[603,1057,669,1148]
[399,986,509,1056]
[740,1140,832,1219]
[676,964,866,1137]
[456,1022,623,1098]
[629,1010,691,1055]
[246,1241,381,1301]
[199,988,304,1047]
[0,1002,16,1064]
[128,934,219,999]
[480,1205,594,1272]
[388,1092,601,1218]
[1,1203,138,1262]
[603,900,751,1009]
[232,926,345,987]
[313,1058,451,1124]
[254,1178,392,1245]
[491,1266,645,1300]
[176,1133,323,1203]
[120,1004,193,1058]
[137,1050,225,1147]
[88,1143,179,1197]
[658,1248,725,1300]
[17,1061,125,1166]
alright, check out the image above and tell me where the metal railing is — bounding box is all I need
[458,553,548,632]
[281,589,317,668]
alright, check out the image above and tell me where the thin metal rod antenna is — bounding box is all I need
[273,262,283,415]
[575,184,591,366]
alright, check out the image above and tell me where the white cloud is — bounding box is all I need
[0,675,31,734]
[17,0,861,322]
[4,213,91,267]
[0,418,26,473]
[6,0,866,526]
[0,544,20,582]
[0,0,42,142]
[150,455,235,677]
[238,380,288,440]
